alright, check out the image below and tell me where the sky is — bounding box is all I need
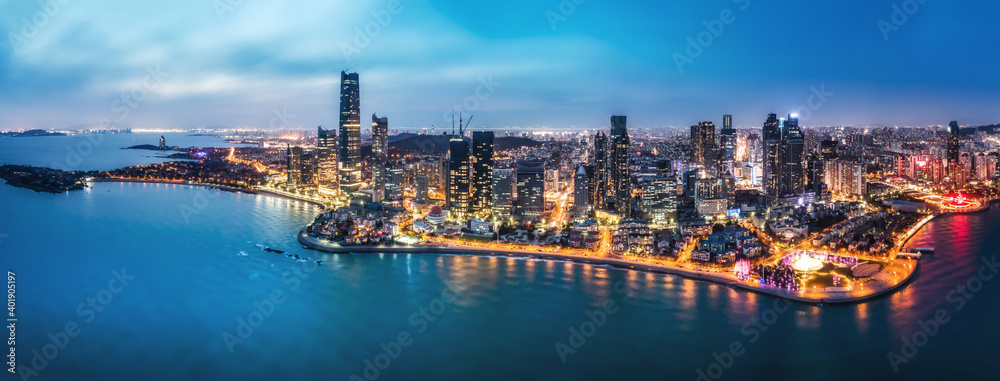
[1,0,999,131]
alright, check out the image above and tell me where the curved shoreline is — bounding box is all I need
[297,228,919,305]
[89,178,326,208]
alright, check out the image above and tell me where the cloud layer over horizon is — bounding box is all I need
[2,0,999,131]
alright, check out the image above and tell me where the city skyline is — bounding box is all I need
[2,1,1000,131]
[4,2,1000,381]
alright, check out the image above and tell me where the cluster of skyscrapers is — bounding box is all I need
[289,71,396,203]
[284,70,995,232]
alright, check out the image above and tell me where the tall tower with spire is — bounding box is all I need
[448,114,471,218]
[338,71,361,194]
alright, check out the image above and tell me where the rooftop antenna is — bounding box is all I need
[459,112,463,136]
[451,114,456,137]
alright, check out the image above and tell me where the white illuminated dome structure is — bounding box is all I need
[792,255,824,272]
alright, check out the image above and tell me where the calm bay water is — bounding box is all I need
[1,139,999,380]
[0,133,251,171]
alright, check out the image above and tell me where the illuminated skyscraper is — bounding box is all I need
[762,113,807,204]
[492,168,515,222]
[338,71,361,194]
[720,114,736,168]
[516,161,545,222]
[471,131,495,218]
[781,115,805,196]
[609,115,631,216]
[287,145,303,190]
[448,116,471,218]
[415,175,429,204]
[593,131,608,209]
[823,160,866,197]
[690,121,717,169]
[947,120,960,163]
[574,165,589,208]
[583,165,596,208]
[641,160,677,226]
[762,113,782,203]
[371,114,388,203]
[317,126,338,194]
[385,160,404,201]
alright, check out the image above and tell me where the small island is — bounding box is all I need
[125,144,179,151]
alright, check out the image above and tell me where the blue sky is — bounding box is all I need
[1,0,998,131]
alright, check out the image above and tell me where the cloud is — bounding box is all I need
[1,0,999,130]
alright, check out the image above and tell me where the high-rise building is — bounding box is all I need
[722,170,736,208]
[159,135,166,149]
[583,165,597,207]
[609,115,631,216]
[641,162,677,226]
[415,175,429,204]
[448,117,471,218]
[975,153,998,181]
[781,115,806,197]
[413,156,446,190]
[317,126,339,194]
[385,160,404,201]
[690,121,717,167]
[682,170,698,204]
[492,168,515,222]
[574,165,589,208]
[820,140,839,160]
[762,113,782,203]
[824,160,866,197]
[694,177,727,217]
[371,114,388,203]
[287,145,302,189]
[471,131,495,218]
[947,121,961,163]
[746,131,761,164]
[807,156,825,200]
[720,115,736,169]
[516,161,546,223]
[299,151,318,190]
[338,71,362,194]
[593,131,608,209]
[545,168,560,193]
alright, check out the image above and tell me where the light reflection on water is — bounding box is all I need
[5,182,1000,380]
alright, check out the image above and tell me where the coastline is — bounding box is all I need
[88,178,327,208]
[298,228,919,305]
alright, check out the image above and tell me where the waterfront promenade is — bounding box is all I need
[92,178,929,304]
[298,228,919,305]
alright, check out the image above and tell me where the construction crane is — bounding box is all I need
[459,113,474,136]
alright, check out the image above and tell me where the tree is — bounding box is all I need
[712,223,725,234]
